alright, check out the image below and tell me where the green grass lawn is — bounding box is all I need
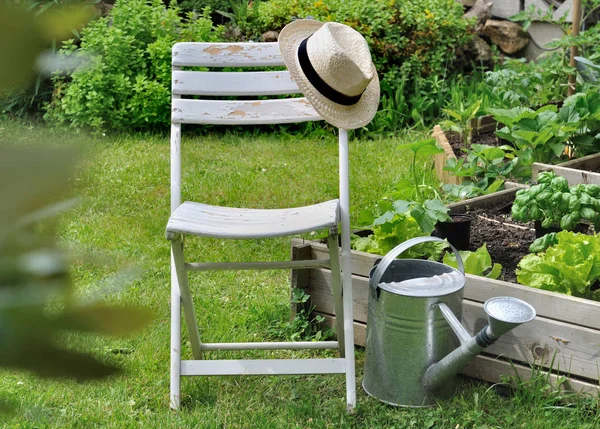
[1,120,599,428]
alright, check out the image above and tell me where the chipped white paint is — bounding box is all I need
[168,41,356,412]
[200,341,339,351]
[172,98,320,125]
[172,42,284,67]
[167,200,339,239]
[172,70,301,96]
[181,359,346,376]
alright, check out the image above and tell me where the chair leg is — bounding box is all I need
[171,239,203,360]
[327,227,345,358]
[341,246,357,411]
[170,249,181,410]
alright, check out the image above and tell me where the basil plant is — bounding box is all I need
[511,171,600,231]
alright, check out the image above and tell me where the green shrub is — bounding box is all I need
[253,0,471,133]
[255,0,471,85]
[178,0,232,15]
[45,0,224,132]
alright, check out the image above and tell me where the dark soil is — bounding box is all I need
[464,205,535,283]
[442,202,592,283]
[447,131,504,160]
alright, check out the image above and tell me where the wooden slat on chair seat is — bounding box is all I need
[171,98,321,125]
[172,70,300,96]
[166,200,340,239]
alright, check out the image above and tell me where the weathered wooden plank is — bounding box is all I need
[171,98,320,125]
[463,301,600,381]
[462,354,599,395]
[291,238,377,278]
[432,124,460,186]
[172,70,300,96]
[447,187,519,213]
[532,153,600,186]
[470,114,498,136]
[298,245,600,329]
[317,313,600,395]
[463,274,600,329]
[290,243,312,320]
[172,42,284,67]
[555,152,600,170]
[306,265,600,380]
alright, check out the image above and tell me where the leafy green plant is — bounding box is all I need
[508,4,558,31]
[442,179,505,203]
[267,288,333,342]
[511,171,600,230]
[256,0,471,82]
[45,0,224,132]
[482,56,569,109]
[562,90,600,156]
[216,0,261,40]
[440,99,482,147]
[255,0,472,134]
[0,1,95,120]
[442,243,502,279]
[386,138,444,203]
[517,231,600,300]
[352,198,450,259]
[574,56,600,84]
[443,143,518,190]
[488,104,578,171]
[0,145,154,389]
[178,0,232,16]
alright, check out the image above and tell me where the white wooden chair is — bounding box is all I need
[167,41,356,411]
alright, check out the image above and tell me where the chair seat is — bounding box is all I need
[166,199,340,239]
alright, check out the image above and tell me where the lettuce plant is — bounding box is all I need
[442,243,502,279]
[352,199,450,259]
[511,171,600,231]
[517,231,600,300]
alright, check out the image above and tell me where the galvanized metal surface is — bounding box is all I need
[363,237,466,407]
[425,297,537,392]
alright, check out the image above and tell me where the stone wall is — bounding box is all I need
[461,0,573,21]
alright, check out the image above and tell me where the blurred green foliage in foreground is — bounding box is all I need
[0,2,152,412]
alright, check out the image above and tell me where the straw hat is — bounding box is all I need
[278,20,380,130]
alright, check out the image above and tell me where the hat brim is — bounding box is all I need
[278,20,380,130]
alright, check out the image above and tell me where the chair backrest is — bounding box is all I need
[170,42,327,213]
[171,42,322,125]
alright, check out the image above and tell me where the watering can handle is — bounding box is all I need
[368,236,464,291]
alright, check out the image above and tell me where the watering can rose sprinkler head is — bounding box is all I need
[423,296,537,393]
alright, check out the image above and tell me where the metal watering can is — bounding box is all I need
[362,236,536,407]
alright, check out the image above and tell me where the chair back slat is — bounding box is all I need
[172,98,320,125]
[171,42,320,125]
[173,70,301,96]
[173,42,285,67]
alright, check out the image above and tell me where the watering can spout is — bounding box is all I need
[423,297,536,393]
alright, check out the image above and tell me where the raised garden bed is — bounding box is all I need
[290,188,600,393]
[433,114,499,185]
[532,152,600,186]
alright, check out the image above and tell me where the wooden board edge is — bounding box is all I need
[317,313,600,395]
[432,124,460,186]
[557,152,600,169]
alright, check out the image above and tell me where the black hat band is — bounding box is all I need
[297,36,364,106]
